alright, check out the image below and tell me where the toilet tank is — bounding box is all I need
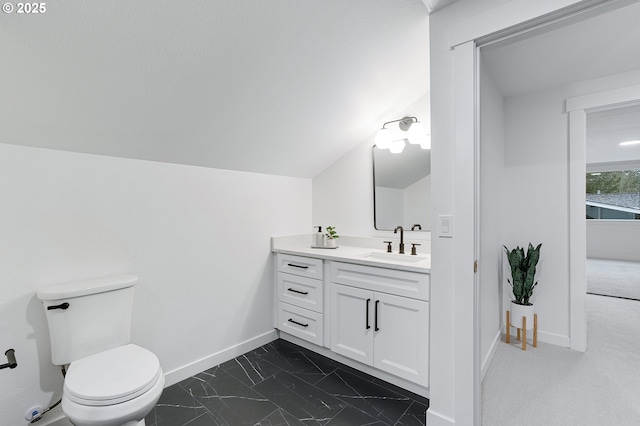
[37,275,138,365]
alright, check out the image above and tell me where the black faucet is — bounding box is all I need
[411,224,422,231]
[394,226,405,254]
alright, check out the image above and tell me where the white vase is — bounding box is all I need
[510,301,534,330]
[326,238,337,248]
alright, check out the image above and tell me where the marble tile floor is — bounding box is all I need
[145,339,429,426]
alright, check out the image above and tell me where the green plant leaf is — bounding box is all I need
[504,243,542,304]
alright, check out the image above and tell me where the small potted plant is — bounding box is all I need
[504,243,542,332]
[325,226,339,248]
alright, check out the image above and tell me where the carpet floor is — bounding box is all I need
[482,294,640,425]
[587,258,640,300]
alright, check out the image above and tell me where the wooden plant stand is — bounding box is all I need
[506,310,537,350]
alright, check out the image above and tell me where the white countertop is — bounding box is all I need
[272,235,430,273]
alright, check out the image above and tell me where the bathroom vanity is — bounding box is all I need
[272,235,431,398]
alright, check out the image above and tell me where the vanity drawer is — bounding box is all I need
[331,261,429,301]
[277,253,323,280]
[278,273,323,313]
[277,302,323,346]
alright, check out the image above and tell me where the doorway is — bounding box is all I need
[584,103,640,301]
[475,0,640,357]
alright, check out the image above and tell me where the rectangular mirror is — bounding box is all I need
[373,144,431,231]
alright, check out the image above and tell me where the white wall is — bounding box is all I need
[500,68,640,347]
[502,89,571,345]
[429,2,505,424]
[587,221,640,261]
[479,57,504,378]
[0,143,311,425]
[312,92,431,243]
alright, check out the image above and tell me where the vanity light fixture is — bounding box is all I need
[375,116,430,153]
[619,140,640,146]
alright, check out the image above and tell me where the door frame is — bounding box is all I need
[452,40,480,426]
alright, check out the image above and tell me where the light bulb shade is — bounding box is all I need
[389,139,406,154]
[419,134,431,150]
[407,121,428,145]
[375,128,392,149]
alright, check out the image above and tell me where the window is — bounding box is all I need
[586,170,640,220]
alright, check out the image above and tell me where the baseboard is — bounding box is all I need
[426,408,456,426]
[537,330,571,347]
[163,329,279,387]
[504,327,571,348]
[481,330,501,380]
[34,332,279,425]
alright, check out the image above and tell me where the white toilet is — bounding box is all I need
[37,275,164,426]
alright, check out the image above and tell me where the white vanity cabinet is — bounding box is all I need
[272,244,431,392]
[330,262,429,387]
[276,253,324,346]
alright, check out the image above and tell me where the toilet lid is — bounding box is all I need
[64,344,162,406]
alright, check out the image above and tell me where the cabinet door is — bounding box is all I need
[330,284,374,366]
[373,293,429,386]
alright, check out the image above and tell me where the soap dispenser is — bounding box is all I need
[314,226,324,246]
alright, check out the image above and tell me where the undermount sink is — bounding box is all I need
[363,251,429,263]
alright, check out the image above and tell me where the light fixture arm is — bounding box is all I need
[381,116,418,131]
[375,115,429,152]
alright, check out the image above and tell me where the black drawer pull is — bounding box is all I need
[288,318,309,328]
[287,263,309,269]
[287,288,309,295]
[366,298,371,330]
[374,300,380,331]
[47,303,70,311]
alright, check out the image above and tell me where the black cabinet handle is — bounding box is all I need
[287,288,309,295]
[366,298,371,330]
[374,300,380,331]
[287,318,309,328]
[287,263,308,269]
[47,303,70,311]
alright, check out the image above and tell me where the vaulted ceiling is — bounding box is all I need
[1,0,430,178]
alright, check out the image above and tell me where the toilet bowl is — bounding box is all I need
[62,344,164,426]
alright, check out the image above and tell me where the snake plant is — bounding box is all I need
[504,243,542,306]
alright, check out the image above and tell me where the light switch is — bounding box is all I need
[439,215,453,238]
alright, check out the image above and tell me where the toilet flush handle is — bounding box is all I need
[47,302,69,311]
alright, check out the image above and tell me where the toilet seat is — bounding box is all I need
[64,344,162,407]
